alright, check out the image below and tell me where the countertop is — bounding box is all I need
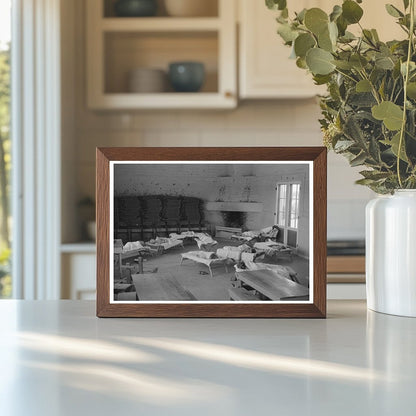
[0,300,415,415]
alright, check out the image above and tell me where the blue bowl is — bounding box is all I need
[114,0,158,17]
[168,62,205,93]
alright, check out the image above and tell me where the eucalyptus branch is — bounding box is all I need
[334,68,358,84]
[267,0,416,193]
[397,0,415,188]
[358,69,381,104]
[390,79,398,101]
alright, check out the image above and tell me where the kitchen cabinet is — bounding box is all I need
[61,245,96,300]
[238,0,404,99]
[238,0,325,99]
[86,0,237,109]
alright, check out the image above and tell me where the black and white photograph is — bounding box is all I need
[110,161,312,303]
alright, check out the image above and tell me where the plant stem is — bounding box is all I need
[334,68,358,84]
[397,0,415,188]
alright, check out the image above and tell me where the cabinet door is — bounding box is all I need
[239,0,325,99]
[239,0,404,99]
[62,253,96,300]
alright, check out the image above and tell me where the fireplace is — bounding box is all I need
[221,211,246,228]
[215,226,242,239]
[205,201,263,238]
[215,211,246,239]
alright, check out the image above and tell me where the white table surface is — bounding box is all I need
[0,300,415,416]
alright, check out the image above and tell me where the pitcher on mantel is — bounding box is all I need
[366,190,416,317]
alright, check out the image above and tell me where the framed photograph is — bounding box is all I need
[96,147,327,318]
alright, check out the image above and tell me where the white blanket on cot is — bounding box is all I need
[123,241,145,251]
[238,261,292,280]
[195,233,217,248]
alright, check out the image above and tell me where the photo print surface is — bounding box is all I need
[110,161,312,303]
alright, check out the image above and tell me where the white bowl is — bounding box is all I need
[164,0,217,17]
[128,68,167,93]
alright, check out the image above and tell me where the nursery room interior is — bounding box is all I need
[112,162,310,302]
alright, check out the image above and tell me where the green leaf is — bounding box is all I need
[318,27,334,52]
[403,0,410,10]
[330,5,342,22]
[336,15,348,36]
[296,8,307,23]
[371,29,380,42]
[384,132,409,162]
[348,92,377,107]
[356,79,372,92]
[266,0,287,11]
[363,29,376,46]
[296,57,308,69]
[334,140,355,151]
[350,54,368,70]
[350,152,368,167]
[401,61,416,76]
[304,8,329,35]
[369,136,382,163]
[375,55,395,70]
[344,114,367,147]
[355,178,377,186]
[306,48,335,75]
[407,82,416,99]
[342,0,364,24]
[339,31,356,43]
[277,23,298,43]
[378,78,386,100]
[294,33,316,58]
[372,101,404,131]
[328,21,338,44]
[385,4,404,18]
[313,74,332,85]
[333,60,352,70]
[360,170,391,181]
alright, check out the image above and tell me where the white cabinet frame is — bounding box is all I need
[86,0,237,109]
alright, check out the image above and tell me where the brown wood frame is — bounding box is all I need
[96,147,327,318]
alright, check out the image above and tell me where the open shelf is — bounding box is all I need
[104,31,218,94]
[87,0,236,109]
[103,0,219,18]
[91,92,235,109]
[101,17,220,32]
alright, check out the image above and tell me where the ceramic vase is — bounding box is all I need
[366,190,416,317]
[168,62,205,92]
[114,0,157,17]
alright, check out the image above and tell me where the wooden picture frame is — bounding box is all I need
[96,147,327,318]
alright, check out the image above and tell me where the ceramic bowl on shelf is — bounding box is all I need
[114,0,158,17]
[168,62,205,92]
[128,68,167,93]
[164,0,217,17]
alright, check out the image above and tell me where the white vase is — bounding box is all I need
[366,190,416,317]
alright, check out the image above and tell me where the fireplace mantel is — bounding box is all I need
[206,202,263,212]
